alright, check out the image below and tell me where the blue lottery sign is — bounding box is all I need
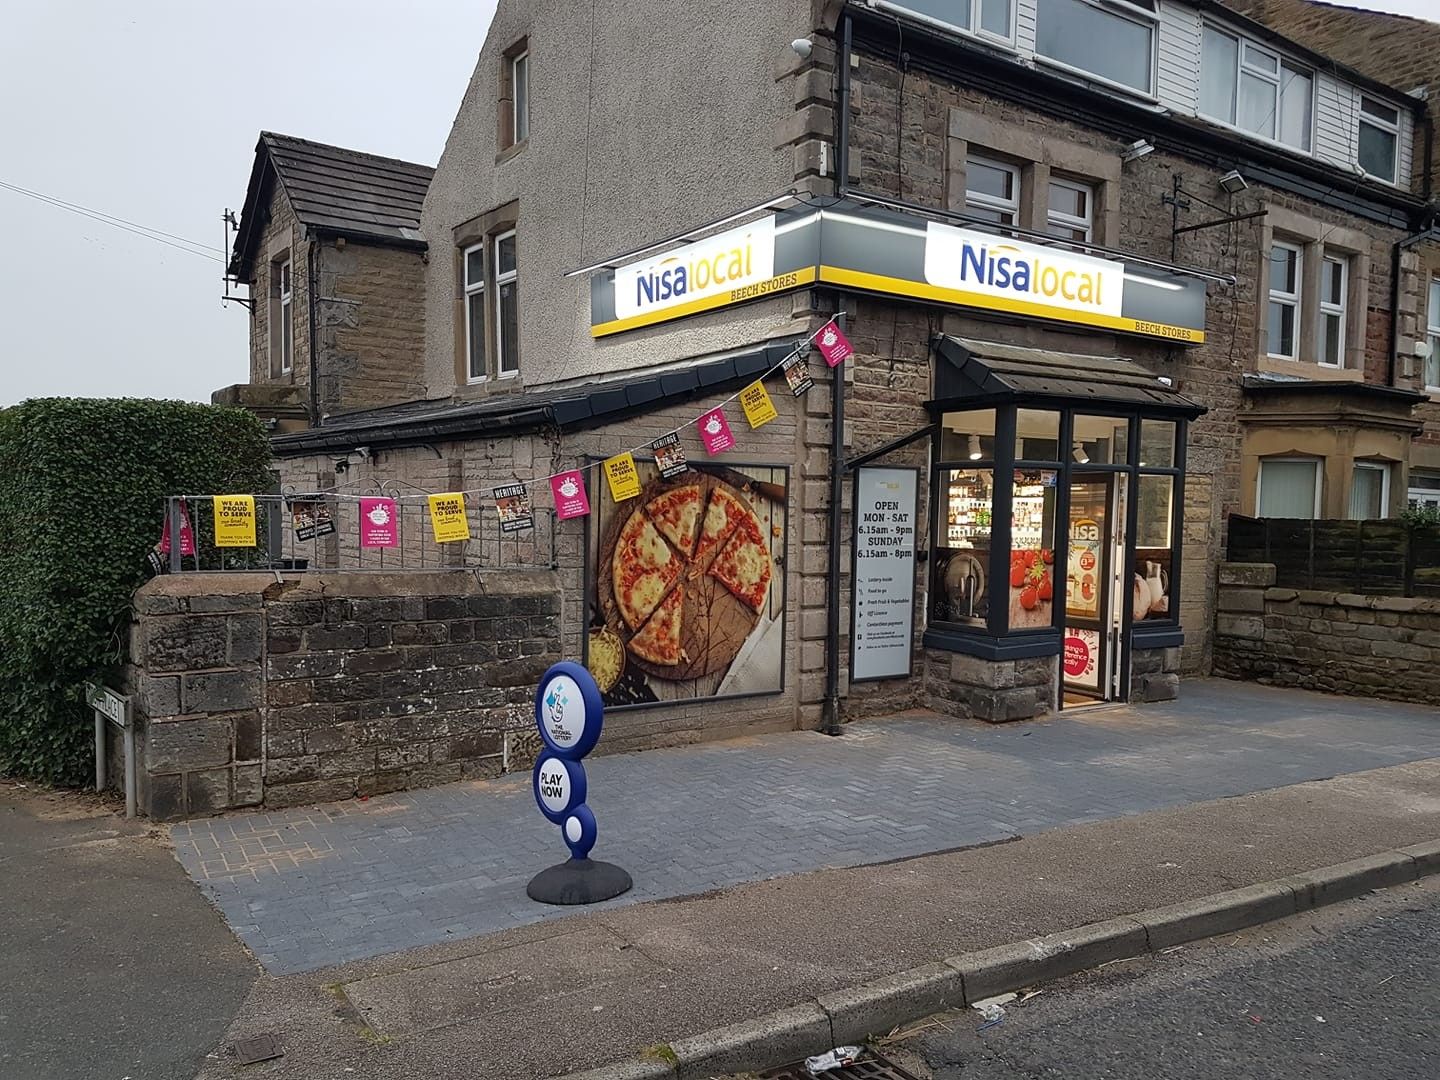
[535,661,605,760]
[532,752,587,824]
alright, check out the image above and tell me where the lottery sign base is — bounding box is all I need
[526,858,633,906]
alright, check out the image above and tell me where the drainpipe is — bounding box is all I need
[821,14,854,736]
[1387,112,1437,388]
[307,236,320,427]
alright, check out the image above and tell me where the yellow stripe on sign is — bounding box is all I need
[591,267,819,338]
[817,266,1206,344]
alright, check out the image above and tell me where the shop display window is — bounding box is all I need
[940,409,998,463]
[1007,469,1059,631]
[933,468,993,627]
[1134,473,1174,623]
[1073,415,1128,464]
[1016,409,1060,462]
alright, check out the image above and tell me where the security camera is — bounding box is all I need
[791,38,813,59]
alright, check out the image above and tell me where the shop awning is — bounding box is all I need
[929,336,1207,418]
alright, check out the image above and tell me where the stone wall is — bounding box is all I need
[123,571,560,819]
[923,651,1057,723]
[1214,561,1440,705]
[1130,646,1181,703]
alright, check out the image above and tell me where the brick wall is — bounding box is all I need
[123,571,561,819]
[1214,561,1440,704]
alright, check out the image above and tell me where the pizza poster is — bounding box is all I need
[585,458,788,711]
[213,495,257,548]
[359,497,398,548]
[815,319,854,368]
[428,492,471,543]
[290,500,335,542]
[604,452,642,502]
[739,380,777,429]
[494,483,533,533]
[650,432,689,479]
[783,353,813,397]
[698,408,735,455]
[551,471,591,520]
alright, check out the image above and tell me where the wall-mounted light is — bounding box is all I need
[967,435,983,461]
[1122,139,1155,164]
[1218,170,1248,194]
[1073,442,1090,464]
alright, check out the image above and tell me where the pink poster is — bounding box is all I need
[359,497,398,548]
[158,499,196,556]
[815,320,854,368]
[698,407,735,455]
[550,471,591,520]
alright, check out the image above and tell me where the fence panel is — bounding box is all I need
[1226,516,1440,598]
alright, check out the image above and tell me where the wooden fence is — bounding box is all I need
[1226,515,1440,597]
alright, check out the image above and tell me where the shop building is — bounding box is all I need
[225,0,1436,742]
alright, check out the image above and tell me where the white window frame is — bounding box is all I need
[494,229,519,379]
[1257,456,1323,519]
[1426,277,1440,391]
[1267,241,1303,361]
[874,0,1017,47]
[1408,472,1440,510]
[276,257,293,376]
[1317,254,1347,369]
[1046,177,1094,242]
[1350,461,1391,520]
[1033,0,1159,100]
[1358,96,1399,184]
[965,154,1021,226]
[1199,24,1314,154]
[511,50,529,145]
[463,242,487,384]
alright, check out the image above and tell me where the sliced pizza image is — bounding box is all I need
[645,483,703,558]
[692,485,756,567]
[612,511,681,629]
[626,586,685,666]
[708,524,772,614]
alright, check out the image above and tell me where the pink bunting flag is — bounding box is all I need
[815,319,855,368]
[359,497,399,548]
[698,407,735,455]
[550,471,591,520]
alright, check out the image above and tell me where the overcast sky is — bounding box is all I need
[0,0,1435,407]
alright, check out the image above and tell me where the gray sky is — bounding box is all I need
[0,1,496,406]
[0,0,1435,407]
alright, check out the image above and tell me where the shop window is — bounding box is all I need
[1035,0,1155,96]
[1134,474,1174,622]
[933,467,994,627]
[1016,409,1060,463]
[1137,419,1175,469]
[1200,27,1312,151]
[1318,256,1347,368]
[1426,277,1440,390]
[1046,179,1094,243]
[1072,415,1128,464]
[940,408,998,462]
[885,0,1014,42]
[1349,462,1390,520]
[1257,457,1322,518]
[966,156,1020,226]
[1267,242,1302,360]
[1008,469,1059,631]
[1358,97,1399,183]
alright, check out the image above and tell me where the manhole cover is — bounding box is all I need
[231,1033,284,1065]
[759,1049,922,1080]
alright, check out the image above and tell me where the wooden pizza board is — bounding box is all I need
[597,467,781,683]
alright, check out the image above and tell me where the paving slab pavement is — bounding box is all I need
[172,679,1440,974]
[0,783,256,1080]
[194,756,1440,1080]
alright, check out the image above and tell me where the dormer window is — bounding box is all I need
[1200,26,1313,152]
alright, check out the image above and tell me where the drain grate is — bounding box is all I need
[758,1049,922,1080]
[231,1033,284,1065]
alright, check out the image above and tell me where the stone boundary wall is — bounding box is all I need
[1213,561,1440,705]
[123,571,560,819]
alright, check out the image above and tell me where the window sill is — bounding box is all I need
[496,139,529,166]
[1256,356,1362,382]
[1131,624,1183,649]
[923,627,1061,661]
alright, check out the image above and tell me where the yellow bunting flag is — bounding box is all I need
[604,452,642,502]
[213,495,257,548]
[739,380,778,429]
[427,492,471,543]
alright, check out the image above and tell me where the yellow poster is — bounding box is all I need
[739,380,777,429]
[213,495,257,548]
[604,452,641,502]
[428,492,471,543]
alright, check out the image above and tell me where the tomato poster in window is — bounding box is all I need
[1067,517,1102,620]
[1007,470,1057,630]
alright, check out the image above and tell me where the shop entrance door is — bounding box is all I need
[1062,471,1128,706]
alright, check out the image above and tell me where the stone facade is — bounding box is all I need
[122,571,560,819]
[924,651,1058,723]
[1214,560,1440,704]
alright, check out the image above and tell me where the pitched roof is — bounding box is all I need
[228,132,434,279]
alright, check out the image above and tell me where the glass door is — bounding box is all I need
[1063,471,1127,705]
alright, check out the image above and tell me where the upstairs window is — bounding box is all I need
[965,155,1019,226]
[1426,278,1440,390]
[1267,242,1302,360]
[495,231,519,378]
[1046,178,1094,242]
[500,38,530,151]
[1035,0,1156,95]
[464,243,487,383]
[1358,96,1399,183]
[270,256,293,378]
[1200,27,1312,151]
[1318,256,1347,368]
[885,0,1014,41]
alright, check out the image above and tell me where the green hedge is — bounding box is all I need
[0,399,272,784]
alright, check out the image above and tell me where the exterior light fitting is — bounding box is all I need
[1073,442,1090,464]
[1122,139,1155,163]
[1218,170,1248,194]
